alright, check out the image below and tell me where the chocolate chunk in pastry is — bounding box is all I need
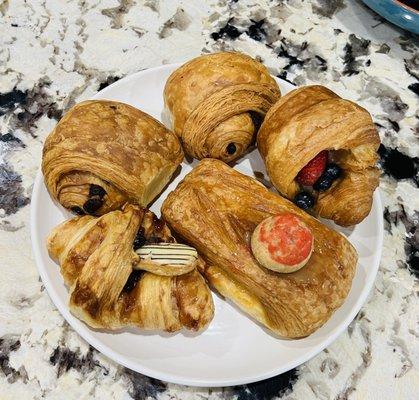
[164,52,281,162]
[42,100,183,216]
[47,204,214,332]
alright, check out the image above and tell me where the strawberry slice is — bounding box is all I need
[296,150,328,186]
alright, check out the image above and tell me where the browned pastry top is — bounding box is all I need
[47,204,214,332]
[42,100,183,215]
[162,159,358,338]
[257,85,380,226]
[164,52,281,161]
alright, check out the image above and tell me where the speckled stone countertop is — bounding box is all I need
[0,1,418,399]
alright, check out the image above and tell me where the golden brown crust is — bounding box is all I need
[161,159,358,338]
[47,204,214,332]
[42,100,183,216]
[164,52,281,161]
[257,85,380,226]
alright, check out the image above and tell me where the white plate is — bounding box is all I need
[30,64,383,387]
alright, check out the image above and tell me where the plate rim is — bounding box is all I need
[30,64,384,387]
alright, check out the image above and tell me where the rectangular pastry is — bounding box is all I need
[162,159,358,338]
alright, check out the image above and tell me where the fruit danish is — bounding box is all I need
[42,100,183,216]
[47,204,214,332]
[162,159,358,338]
[257,85,380,226]
[163,52,281,162]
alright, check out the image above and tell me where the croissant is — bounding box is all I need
[47,204,214,332]
[42,100,183,216]
[164,52,281,161]
[257,85,380,226]
[162,159,358,338]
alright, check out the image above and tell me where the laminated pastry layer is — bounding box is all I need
[162,159,358,338]
[164,52,281,161]
[42,100,183,216]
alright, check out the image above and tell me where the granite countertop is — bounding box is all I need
[0,0,418,399]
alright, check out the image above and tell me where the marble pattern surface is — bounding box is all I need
[0,0,418,399]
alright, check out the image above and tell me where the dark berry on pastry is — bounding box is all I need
[294,191,314,210]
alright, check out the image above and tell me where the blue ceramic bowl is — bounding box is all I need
[362,0,419,34]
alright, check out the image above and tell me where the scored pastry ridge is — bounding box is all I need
[162,159,358,338]
[47,204,214,332]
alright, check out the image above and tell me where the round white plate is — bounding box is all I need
[31,64,383,387]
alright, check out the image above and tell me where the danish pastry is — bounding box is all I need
[162,159,358,338]
[257,85,380,226]
[47,204,214,332]
[164,52,281,161]
[42,100,183,216]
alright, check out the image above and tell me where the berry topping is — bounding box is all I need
[89,184,106,198]
[83,197,103,214]
[324,163,342,180]
[226,143,237,155]
[251,213,314,273]
[294,191,315,210]
[296,150,328,186]
[71,206,85,215]
[313,175,333,191]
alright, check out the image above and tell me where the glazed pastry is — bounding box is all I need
[257,85,380,226]
[162,159,358,338]
[42,100,183,216]
[164,52,281,161]
[47,204,214,332]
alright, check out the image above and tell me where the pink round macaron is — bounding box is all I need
[251,213,314,273]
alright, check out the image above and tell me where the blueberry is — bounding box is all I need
[324,163,342,180]
[71,206,85,215]
[83,197,103,214]
[294,191,315,210]
[133,228,146,250]
[89,184,106,198]
[313,175,333,191]
[226,143,237,155]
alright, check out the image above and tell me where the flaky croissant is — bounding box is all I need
[257,85,380,226]
[47,204,214,332]
[164,52,281,161]
[162,159,358,338]
[42,100,183,216]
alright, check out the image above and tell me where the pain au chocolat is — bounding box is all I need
[164,52,281,162]
[162,159,358,338]
[47,204,214,332]
[42,100,183,216]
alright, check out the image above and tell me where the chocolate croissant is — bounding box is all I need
[257,85,380,226]
[164,52,281,161]
[47,204,214,332]
[162,159,358,338]
[42,100,183,216]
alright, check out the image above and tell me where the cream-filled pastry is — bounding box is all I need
[162,159,358,338]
